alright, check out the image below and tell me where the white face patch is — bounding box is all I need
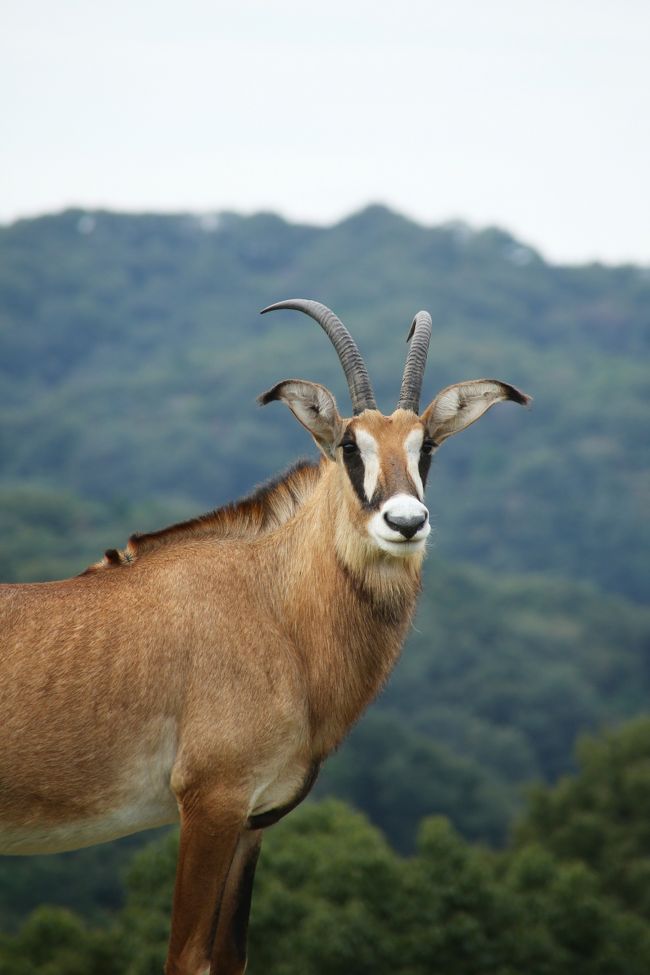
[367,493,430,557]
[354,427,380,502]
[404,428,425,499]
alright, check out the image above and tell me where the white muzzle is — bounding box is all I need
[368,494,430,555]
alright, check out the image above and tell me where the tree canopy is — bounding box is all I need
[4,721,650,974]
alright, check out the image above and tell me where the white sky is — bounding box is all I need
[2,0,649,264]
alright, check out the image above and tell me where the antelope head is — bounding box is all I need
[259,299,530,561]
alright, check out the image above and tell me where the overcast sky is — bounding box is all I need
[2,0,649,264]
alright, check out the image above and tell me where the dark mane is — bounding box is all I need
[81,459,323,574]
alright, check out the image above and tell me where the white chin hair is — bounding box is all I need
[373,536,428,557]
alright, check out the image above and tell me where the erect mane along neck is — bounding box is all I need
[82,459,324,573]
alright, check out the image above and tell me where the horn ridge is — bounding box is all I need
[398,310,432,413]
[261,299,377,415]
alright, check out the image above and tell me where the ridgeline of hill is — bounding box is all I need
[1,205,648,598]
[1,205,649,925]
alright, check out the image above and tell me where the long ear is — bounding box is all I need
[258,380,344,459]
[421,379,531,444]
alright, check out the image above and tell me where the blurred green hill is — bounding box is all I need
[1,205,649,934]
[1,205,648,596]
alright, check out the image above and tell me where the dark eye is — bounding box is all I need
[421,439,435,455]
[341,441,358,455]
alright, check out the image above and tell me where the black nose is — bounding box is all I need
[383,512,428,540]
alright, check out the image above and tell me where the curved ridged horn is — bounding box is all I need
[260,299,377,415]
[398,310,432,413]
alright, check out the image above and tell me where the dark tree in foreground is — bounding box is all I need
[4,718,650,974]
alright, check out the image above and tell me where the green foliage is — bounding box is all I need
[7,767,650,975]
[315,711,515,849]
[0,907,121,975]
[0,830,173,934]
[0,484,112,582]
[386,563,650,784]
[515,717,650,920]
[314,560,650,850]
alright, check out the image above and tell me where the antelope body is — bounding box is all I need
[0,300,530,974]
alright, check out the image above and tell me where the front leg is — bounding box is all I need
[165,789,248,975]
[210,829,263,974]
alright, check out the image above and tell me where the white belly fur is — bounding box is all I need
[0,720,180,855]
[0,798,180,855]
[1,730,310,855]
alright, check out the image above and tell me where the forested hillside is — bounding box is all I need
[1,206,649,948]
[1,205,648,597]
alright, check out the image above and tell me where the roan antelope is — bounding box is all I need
[0,299,530,974]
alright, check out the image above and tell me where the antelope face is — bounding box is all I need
[259,299,531,560]
[338,410,431,556]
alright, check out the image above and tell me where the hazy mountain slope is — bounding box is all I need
[1,205,648,598]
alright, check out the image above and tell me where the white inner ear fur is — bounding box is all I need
[273,381,341,457]
[423,379,528,444]
[354,428,380,502]
[282,384,336,429]
[404,428,424,500]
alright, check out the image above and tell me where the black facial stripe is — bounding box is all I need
[342,449,384,509]
[342,444,369,505]
[418,452,432,488]
[340,426,370,506]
